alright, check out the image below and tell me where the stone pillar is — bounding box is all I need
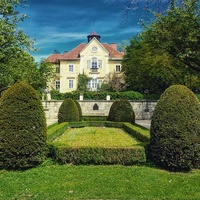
[106,94,110,101]
[79,93,84,101]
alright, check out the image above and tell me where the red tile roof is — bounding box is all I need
[60,43,87,60]
[46,54,63,63]
[102,43,124,59]
[46,41,124,62]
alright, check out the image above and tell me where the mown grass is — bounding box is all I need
[1,159,200,200]
[53,127,139,147]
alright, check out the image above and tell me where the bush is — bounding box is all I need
[0,82,47,169]
[82,116,107,121]
[150,85,200,171]
[58,98,79,123]
[50,90,144,100]
[47,121,148,165]
[74,100,82,121]
[107,99,135,124]
[51,146,146,165]
[123,123,150,142]
[47,122,68,142]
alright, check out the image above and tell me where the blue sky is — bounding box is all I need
[18,0,153,62]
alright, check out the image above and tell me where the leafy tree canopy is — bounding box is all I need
[0,0,55,93]
[122,0,200,93]
[143,0,200,72]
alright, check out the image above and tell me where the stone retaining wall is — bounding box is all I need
[42,100,157,120]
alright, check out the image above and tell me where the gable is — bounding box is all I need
[80,38,109,57]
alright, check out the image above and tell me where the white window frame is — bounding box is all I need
[92,57,98,69]
[69,64,74,72]
[68,79,74,89]
[98,60,102,68]
[116,65,121,72]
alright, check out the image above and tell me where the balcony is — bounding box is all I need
[89,67,99,74]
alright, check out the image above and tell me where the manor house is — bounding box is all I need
[46,32,124,92]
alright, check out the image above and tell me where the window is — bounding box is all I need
[116,65,121,72]
[87,79,102,91]
[98,60,102,68]
[68,79,74,89]
[91,78,97,89]
[92,57,97,69]
[98,79,103,88]
[55,80,60,90]
[69,65,74,72]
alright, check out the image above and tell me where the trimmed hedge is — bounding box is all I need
[74,100,82,121]
[51,90,144,100]
[123,123,150,143]
[47,121,149,165]
[82,116,107,121]
[58,98,79,123]
[107,99,135,124]
[47,122,68,142]
[0,82,47,169]
[150,85,200,171]
[51,146,146,165]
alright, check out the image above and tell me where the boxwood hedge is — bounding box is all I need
[47,121,150,165]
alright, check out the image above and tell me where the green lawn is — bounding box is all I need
[53,127,139,147]
[1,159,200,200]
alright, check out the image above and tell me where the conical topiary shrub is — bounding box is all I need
[107,99,135,124]
[74,100,82,121]
[0,82,47,169]
[58,98,79,123]
[150,85,200,171]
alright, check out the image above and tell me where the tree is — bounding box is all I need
[0,1,55,93]
[0,0,37,89]
[150,85,200,171]
[0,82,47,169]
[142,0,200,72]
[102,72,127,92]
[36,61,55,90]
[76,73,91,92]
[122,0,200,93]
[122,38,167,93]
[109,0,188,24]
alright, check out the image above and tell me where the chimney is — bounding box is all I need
[110,43,117,50]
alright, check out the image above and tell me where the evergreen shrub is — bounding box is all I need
[51,146,146,165]
[150,85,200,171]
[107,99,135,124]
[74,100,82,121]
[0,82,47,169]
[58,98,79,123]
[47,122,68,142]
[123,123,150,142]
[51,90,144,100]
